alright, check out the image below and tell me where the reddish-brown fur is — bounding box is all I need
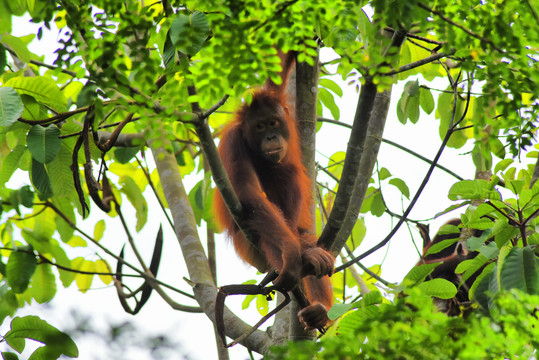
[213,53,333,329]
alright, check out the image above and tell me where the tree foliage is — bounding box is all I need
[0,0,538,358]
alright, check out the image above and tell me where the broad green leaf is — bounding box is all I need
[489,136,505,159]
[397,82,420,124]
[319,78,343,97]
[419,87,435,114]
[5,316,78,358]
[120,176,148,232]
[1,35,33,63]
[34,207,56,239]
[45,143,75,197]
[448,179,501,201]
[378,167,391,180]
[95,259,113,285]
[457,254,489,284]
[0,87,24,127]
[500,247,539,294]
[27,124,61,164]
[4,76,67,113]
[18,185,34,208]
[74,259,96,293]
[370,191,385,217]
[0,0,12,33]
[319,87,340,120]
[388,178,410,199]
[0,145,26,185]
[435,89,469,148]
[347,217,366,250]
[188,180,204,226]
[396,94,407,124]
[29,264,56,304]
[170,11,210,56]
[424,237,459,256]
[327,291,383,320]
[404,80,419,97]
[30,159,53,199]
[114,147,140,164]
[6,246,37,293]
[94,220,106,241]
[1,352,18,360]
[402,262,440,287]
[469,262,495,301]
[163,30,176,70]
[417,278,458,299]
[256,294,269,316]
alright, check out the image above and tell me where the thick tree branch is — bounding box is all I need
[318,29,407,251]
[316,78,377,250]
[150,135,268,353]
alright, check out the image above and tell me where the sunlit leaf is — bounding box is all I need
[4,76,67,113]
[0,87,24,127]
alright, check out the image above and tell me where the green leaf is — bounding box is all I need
[30,158,53,199]
[319,78,343,97]
[404,80,419,97]
[1,35,33,63]
[402,263,440,287]
[1,352,19,360]
[500,247,539,294]
[348,217,366,250]
[114,147,140,164]
[170,11,210,56]
[163,31,176,70]
[448,179,502,201]
[27,125,61,164]
[327,291,383,320]
[29,264,57,304]
[494,159,513,173]
[73,258,95,293]
[19,185,34,208]
[120,176,148,232]
[45,143,75,198]
[0,145,27,186]
[0,87,24,127]
[6,246,37,293]
[4,76,67,113]
[94,220,106,241]
[424,237,459,256]
[378,167,391,180]
[5,316,78,358]
[388,178,410,199]
[318,87,340,121]
[489,136,505,159]
[419,87,435,114]
[370,191,385,217]
[417,278,458,299]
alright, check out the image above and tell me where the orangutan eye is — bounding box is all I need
[256,123,265,131]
